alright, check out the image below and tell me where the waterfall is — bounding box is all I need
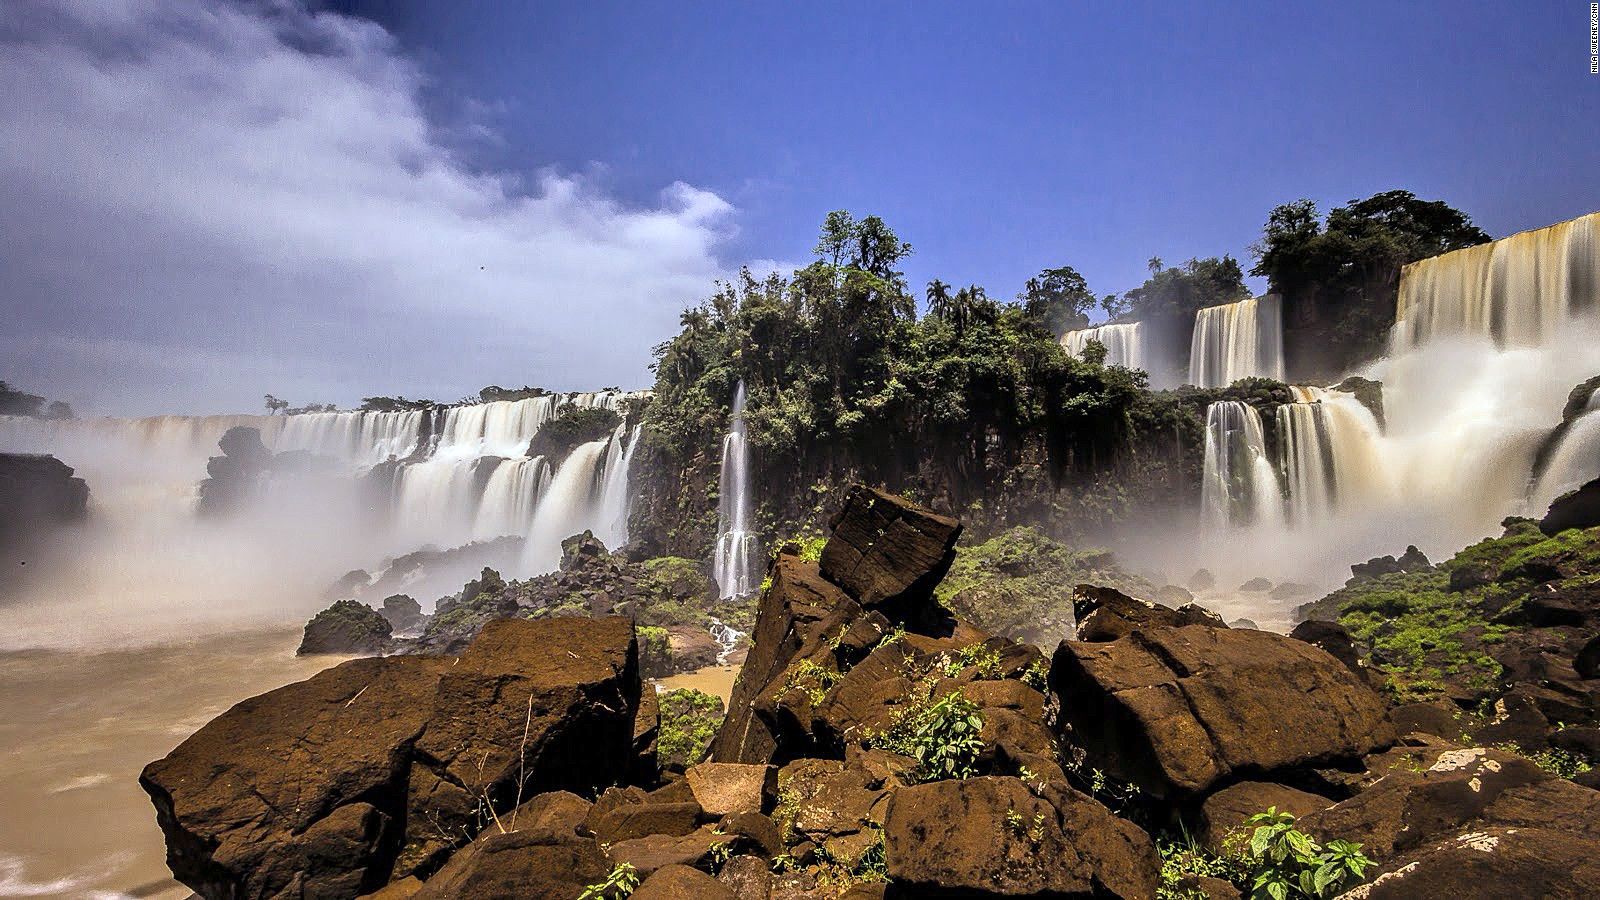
[1276,386,1389,524]
[1531,386,1600,510]
[471,456,551,541]
[595,424,641,550]
[1200,400,1283,529]
[1060,322,1147,371]
[520,439,613,573]
[1393,211,1598,349]
[1188,296,1285,387]
[712,382,759,599]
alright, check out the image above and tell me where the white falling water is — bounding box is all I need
[713,382,759,599]
[520,438,613,573]
[1275,386,1389,524]
[1188,295,1285,387]
[1530,386,1600,510]
[1200,400,1283,530]
[1393,212,1598,349]
[1060,322,1147,372]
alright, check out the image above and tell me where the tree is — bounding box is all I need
[263,394,288,415]
[1019,265,1096,335]
[926,279,953,321]
[0,380,46,418]
[1147,256,1164,276]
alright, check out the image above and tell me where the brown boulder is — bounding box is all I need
[1541,477,1600,535]
[717,853,774,900]
[141,618,641,898]
[1050,625,1395,797]
[1072,584,1225,642]
[410,828,610,900]
[685,762,776,817]
[1198,782,1332,852]
[776,758,891,866]
[819,485,961,614]
[633,863,738,900]
[881,776,1157,898]
[607,825,731,875]
[1348,827,1600,899]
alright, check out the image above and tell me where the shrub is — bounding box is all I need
[579,862,639,899]
[1239,808,1372,900]
[870,688,986,782]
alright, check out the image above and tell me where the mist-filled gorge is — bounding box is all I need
[4,3,1600,898]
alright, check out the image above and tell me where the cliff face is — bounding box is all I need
[0,452,88,550]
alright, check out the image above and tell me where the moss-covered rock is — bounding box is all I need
[298,599,392,656]
[657,688,724,771]
[934,526,1155,647]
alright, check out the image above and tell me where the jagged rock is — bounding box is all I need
[777,758,892,866]
[506,790,593,835]
[1288,619,1365,675]
[606,824,728,875]
[1238,577,1273,592]
[1155,584,1195,607]
[1349,545,1432,582]
[1542,477,1600,536]
[819,485,961,617]
[298,599,392,655]
[684,762,776,817]
[881,775,1158,898]
[666,625,722,672]
[1578,634,1600,680]
[1188,568,1216,591]
[380,594,425,632]
[141,617,640,897]
[717,853,773,900]
[416,568,520,654]
[410,828,611,900]
[1342,827,1600,899]
[1389,701,1470,741]
[0,453,88,553]
[1072,584,1226,642]
[1050,626,1396,797]
[632,864,737,900]
[1198,782,1332,852]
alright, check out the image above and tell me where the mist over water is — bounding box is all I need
[0,393,642,650]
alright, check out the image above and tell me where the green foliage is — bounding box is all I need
[1157,831,1248,900]
[358,395,434,412]
[628,556,716,629]
[944,643,1004,680]
[477,385,549,403]
[1019,265,1096,335]
[1495,741,1595,780]
[637,625,673,678]
[579,862,640,899]
[936,526,1154,646]
[527,405,622,462]
[785,659,842,706]
[656,688,724,770]
[1240,808,1372,900]
[1118,256,1249,327]
[870,689,986,783]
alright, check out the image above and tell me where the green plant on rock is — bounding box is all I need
[945,643,1004,680]
[578,861,639,899]
[1157,830,1248,900]
[784,659,841,706]
[1241,808,1372,900]
[1494,741,1594,779]
[887,690,986,782]
[656,688,724,770]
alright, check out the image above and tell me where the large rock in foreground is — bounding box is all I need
[141,617,640,899]
[1051,625,1395,797]
[882,776,1157,898]
[820,485,961,615]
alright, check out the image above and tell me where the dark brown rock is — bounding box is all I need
[633,863,738,900]
[1050,625,1396,797]
[1541,477,1600,536]
[1198,781,1332,852]
[1072,584,1224,642]
[607,825,729,875]
[685,762,776,817]
[881,776,1157,898]
[298,599,392,655]
[717,853,774,900]
[1348,827,1600,899]
[819,485,961,615]
[410,828,610,900]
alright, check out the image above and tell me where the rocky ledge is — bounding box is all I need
[145,484,1600,899]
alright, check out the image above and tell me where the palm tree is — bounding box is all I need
[925,279,953,321]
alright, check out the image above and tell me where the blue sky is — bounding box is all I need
[1,1,1596,413]
[352,0,1600,301]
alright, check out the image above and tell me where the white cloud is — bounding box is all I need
[0,1,736,415]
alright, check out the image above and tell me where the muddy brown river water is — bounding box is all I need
[0,629,348,898]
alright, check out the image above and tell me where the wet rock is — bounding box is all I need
[1188,568,1216,591]
[1051,625,1395,797]
[1541,476,1600,536]
[881,775,1158,898]
[1238,577,1273,592]
[0,453,88,558]
[1333,375,1385,427]
[633,864,737,900]
[298,599,392,655]
[1287,619,1370,680]
[819,485,961,617]
[1269,581,1313,601]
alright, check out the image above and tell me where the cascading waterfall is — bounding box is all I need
[1200,400,1283,530]
[1188,295,1285,387]
[1060,322,1147,372]
[1530,386,1600,510]
[1275,386,1389,524]
[1393,212,1598,348]
[712,382,759,599]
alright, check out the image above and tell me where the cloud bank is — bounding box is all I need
[0,1,735,415]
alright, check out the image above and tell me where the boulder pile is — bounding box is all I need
[145,484,1600,898]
